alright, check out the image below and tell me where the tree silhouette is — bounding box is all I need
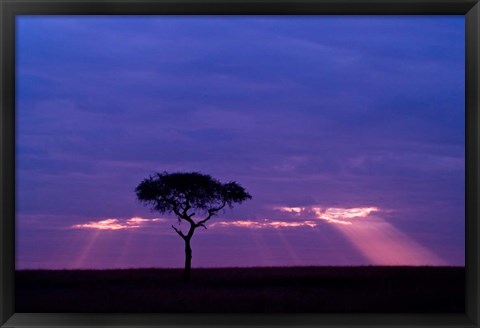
[135,171,252,281]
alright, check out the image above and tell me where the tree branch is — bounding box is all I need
[195,201,227,229]
[172,207,183,218]
[175,195,196,226]
[213,201,227,212]
[161,197,183,219]
[171,225,186,240]
[182,199,191,219]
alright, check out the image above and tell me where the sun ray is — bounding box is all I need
[115,230,134,268]
[249,228,274,266]
[72,229,102,269]
[274,229,302,266]
[333,218,446,265]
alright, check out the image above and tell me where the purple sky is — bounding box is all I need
[16,16,465,269]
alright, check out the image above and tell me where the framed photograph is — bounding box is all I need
[1,0,479,327]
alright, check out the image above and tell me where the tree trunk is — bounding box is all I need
[183,237,192,282]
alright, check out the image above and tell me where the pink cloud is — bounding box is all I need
[210,206,380,230]
[275,205,379,225]
[211,219,317,229]
[71,217,164,230]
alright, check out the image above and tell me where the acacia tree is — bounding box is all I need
[135,171,252,281]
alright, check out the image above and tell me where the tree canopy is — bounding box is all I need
[135,172,252,226]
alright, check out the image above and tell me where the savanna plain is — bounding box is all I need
[16,266,464,313]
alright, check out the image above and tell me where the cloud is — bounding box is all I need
[313,207,379,224]
[275,206,379,225]
[211,219,317,229]
[210,206,379,230]
[71,217,164,230]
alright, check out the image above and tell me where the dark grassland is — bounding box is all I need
[16,266,464,313]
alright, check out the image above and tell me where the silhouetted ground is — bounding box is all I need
[16,266,464,313]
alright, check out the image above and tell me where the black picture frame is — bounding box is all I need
[1,0,478,327]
